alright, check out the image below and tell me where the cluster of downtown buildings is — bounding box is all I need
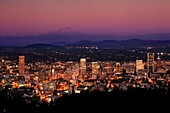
[0,52,170,102]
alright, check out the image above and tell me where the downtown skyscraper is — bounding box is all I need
[147,53,154,73]
[80,58,86,77]
[19,56,25,76]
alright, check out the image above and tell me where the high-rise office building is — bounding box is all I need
[156,53,161,71]
[92,62,100,79]
[92,62,100,75]
[72,69,79,84]
[136,60,144,73]
[19,56,25,76]
[147,53,154,73]
[80,58,86,77]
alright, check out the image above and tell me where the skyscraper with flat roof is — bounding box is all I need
[92,62,100,79]
[92,62,100,75]
[19,56,25,76]
[147,53,154,73]
[80,58,86,77]
[136,60,144,73]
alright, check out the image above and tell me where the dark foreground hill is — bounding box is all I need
[0,88,169,113]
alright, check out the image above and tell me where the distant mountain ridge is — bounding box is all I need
[0,27,170,47]
[15,39,170,49]
[24,43,58,48]
[66,39,170,48]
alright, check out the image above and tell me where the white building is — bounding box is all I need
[80,58,87,77]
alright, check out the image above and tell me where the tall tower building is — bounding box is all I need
[156,53,161,71]
[19,56,25,76]
[136,60,144,73]
[92,62,100,79]
[115,63,121,73]
[147,53,154,73]
[80,58,86,77]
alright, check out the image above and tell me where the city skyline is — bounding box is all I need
[0,40,170,112]
[0,0,170,37]
[0,1,170,112]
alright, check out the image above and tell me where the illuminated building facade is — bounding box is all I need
[80,58,86,77]
[72,69,79,79]
[115,63,122,74]
[71,69,79,85]
[136,60,144,73]
[123,63,135,74]
[147,53,154,73]
[19,56,25,76]
[92,62,100,76]
[156,53,161,71]
[51,69,55,76]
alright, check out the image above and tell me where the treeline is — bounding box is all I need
[0,88,169,113]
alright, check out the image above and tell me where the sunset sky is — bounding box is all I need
[0,0,170,36]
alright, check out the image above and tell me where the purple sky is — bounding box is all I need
[0,0,170,36]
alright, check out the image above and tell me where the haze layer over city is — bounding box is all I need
[0,0,170,113]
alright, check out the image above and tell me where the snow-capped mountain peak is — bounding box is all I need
[57,26,73,34]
